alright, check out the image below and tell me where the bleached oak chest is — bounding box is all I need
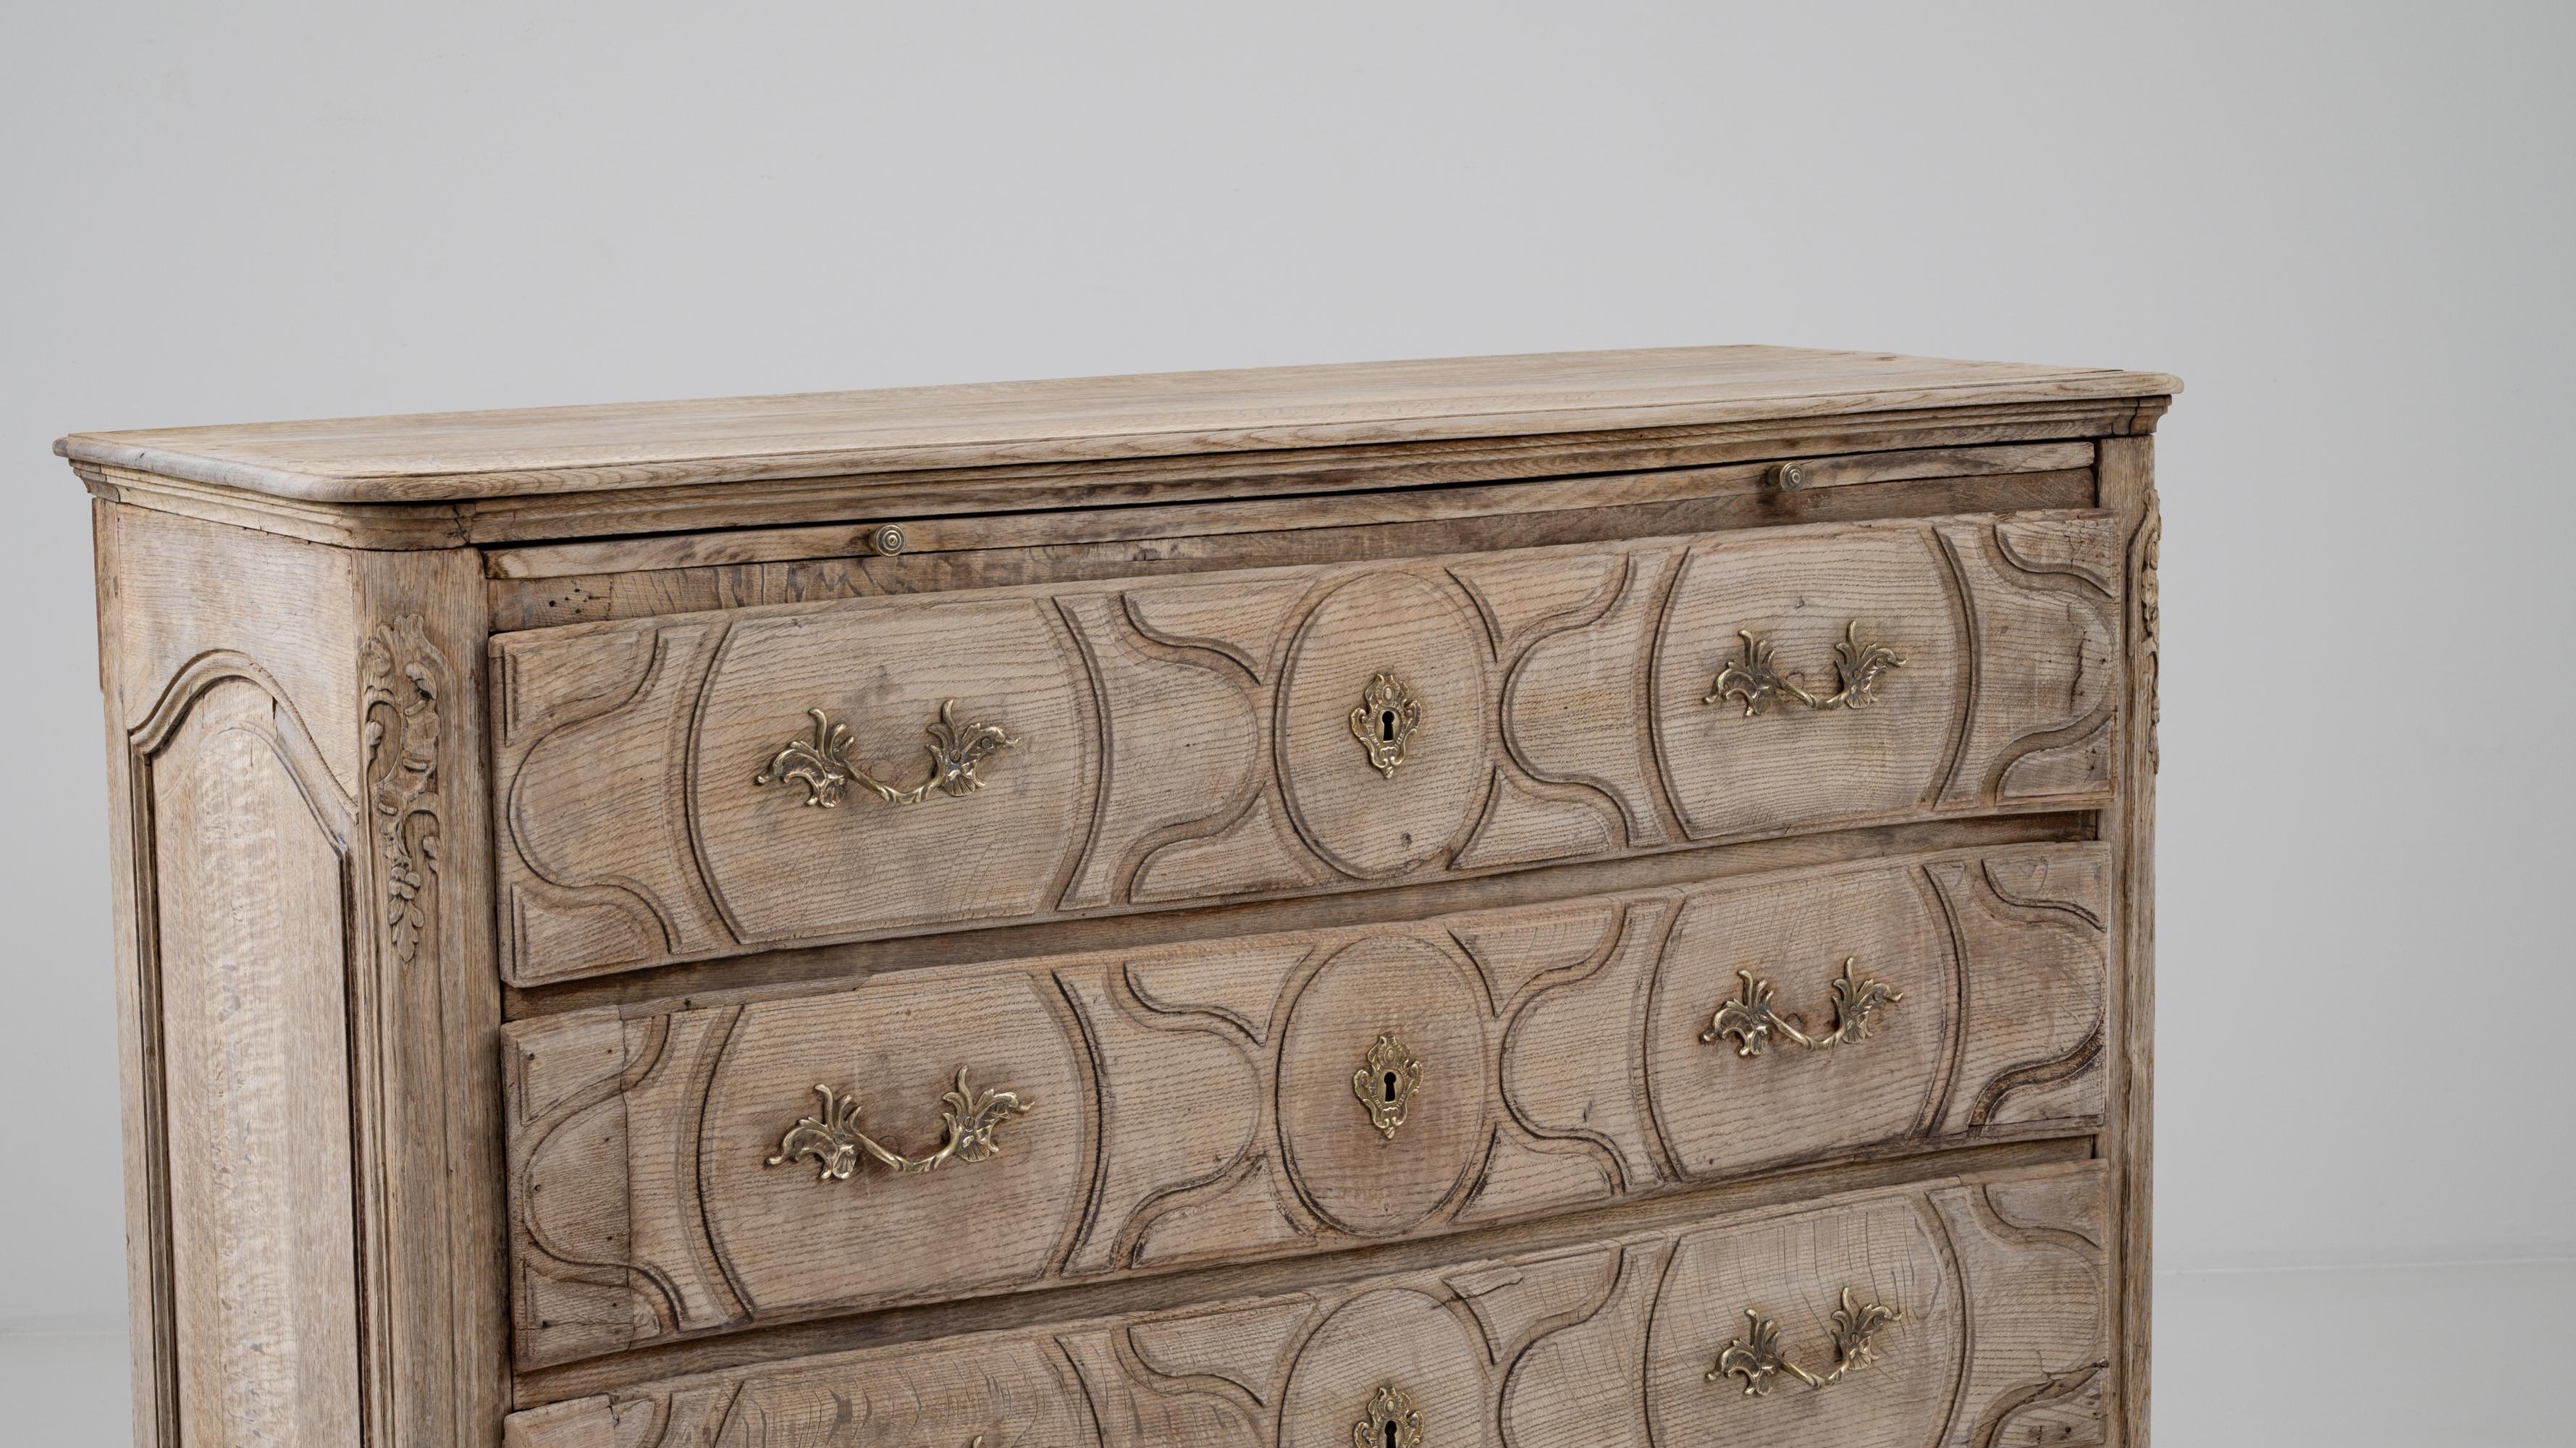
[64,345,2172,1447]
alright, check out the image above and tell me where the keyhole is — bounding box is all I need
[1383,1422,1399,1448]
[1379,709,1397,742]
[1383,1072,1399,1103]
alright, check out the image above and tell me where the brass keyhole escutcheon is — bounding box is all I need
[1353,1384,1422,1448]
[1349,672,1422,779]
[1352,1032,1423,1140]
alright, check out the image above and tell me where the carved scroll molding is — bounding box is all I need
[363,615,451,969]
[501,1166,2108,1446]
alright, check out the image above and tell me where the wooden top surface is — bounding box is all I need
[57,345,2178,505]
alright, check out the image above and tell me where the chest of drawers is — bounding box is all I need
[64,345,2172,1447]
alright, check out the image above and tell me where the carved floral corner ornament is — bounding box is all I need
[1707,1287,1903,1397]
[766,1068,1035,1182]
[1704,621,1904,717]
[1352,1384,1423,1448]
[755,699,1016,808]
[1349,672,1423,779]
[362,615,451,969]
[1352,1032,1425,1141]
[1701,958,1902,1058]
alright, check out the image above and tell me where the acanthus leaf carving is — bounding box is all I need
[362,614,450,967]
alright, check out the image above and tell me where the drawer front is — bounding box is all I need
[490,511,2121,985]
[504,1163,2109,1447]
[505,843,2109,1367]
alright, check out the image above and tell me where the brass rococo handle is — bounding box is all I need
[1704,620,1904,716]
[1707,1287,1903,1397]
[1701,959,1902,1058]
[756,699,1016,807]
[766,1068,1036,1182]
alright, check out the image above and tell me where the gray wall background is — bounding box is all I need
[4,1,2569,1339]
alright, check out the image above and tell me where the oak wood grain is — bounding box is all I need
[93,503,513,1448]
[2097,436,2160,1448]
[502,1162,2110,1447]
[485,468,2097,634]
[481,442,2095,581]
[149,675,365,1445]
[83,400,2165,550]
[59,345,2176,504]
[69,347,2166,1447]
[490,511,2119,984]
[504,812,2093,1022]
[502,843,2110,1368]
[513,1136,2095,1407]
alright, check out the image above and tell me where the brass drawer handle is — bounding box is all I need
[766,1069,1036,1182]
[1353,1384,1423,1448]
[1352,1032,1425,1140]
[1708,1287,1902,1397]
[1701,958,1902,1058]
[756,700,1016,807]
[1703,621,1904,716]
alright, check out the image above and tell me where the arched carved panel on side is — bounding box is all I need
[129,662,365,1448]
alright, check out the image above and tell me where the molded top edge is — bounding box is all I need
[56,344,2179,505]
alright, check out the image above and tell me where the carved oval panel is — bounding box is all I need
[1275,571,1493,878]
[695,969,1089,1324]
[689,597,1094,945]
[1275,936,1488,1237]
[1652,528,1965,841]
[1643,866,1953,1181]
[1278,1288,1497,1448]
[1643,1196,1958,1447]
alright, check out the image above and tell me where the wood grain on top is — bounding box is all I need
[56,345,2179,503]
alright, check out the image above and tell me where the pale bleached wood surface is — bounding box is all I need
[481,442,2095,581]
[58,345,2176,504]
[2098,435,2160,1448]
[484,463,2097,634]
[507,813,2090,1021]
[148,678,363,1446]
[94,503,514,1448]
[80,398,2165,550]
[504,843,2110,1368]
[504,1163,2108,1447]
[490,511,2120,983]
[71,348,2167,1447]
[348,547,515,1448]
